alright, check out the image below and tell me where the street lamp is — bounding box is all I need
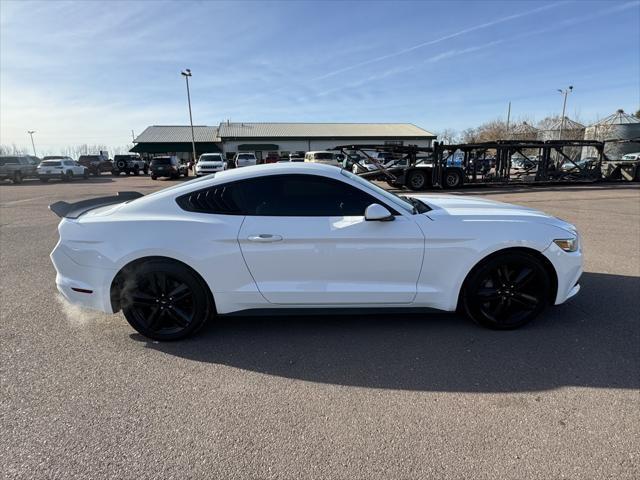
[27,130,37,156]
[557,86,573,139]
[181,69,197,166]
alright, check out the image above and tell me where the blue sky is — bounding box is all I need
[1,0,639,153]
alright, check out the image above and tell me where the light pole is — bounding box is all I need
[557,86,573,139]
[27,131,37,156]
[181,69,197,166]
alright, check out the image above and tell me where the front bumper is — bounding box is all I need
[51,242,116,313]
[542,241,583,305]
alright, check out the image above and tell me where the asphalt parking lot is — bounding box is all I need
[1,175,639,479]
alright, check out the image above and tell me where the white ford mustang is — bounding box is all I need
[50,163,582,340]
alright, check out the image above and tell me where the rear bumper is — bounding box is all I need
[38,173,65,179]
[51,242,116,313]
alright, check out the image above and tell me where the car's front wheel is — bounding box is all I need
[120,260,213,341]
[461,251,550,329]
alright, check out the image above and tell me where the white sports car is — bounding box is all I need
[50,163,582,340]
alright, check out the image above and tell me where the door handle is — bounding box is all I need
[247,234,283,242]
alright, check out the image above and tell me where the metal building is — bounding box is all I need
[540,117,585,160]
[583,109,640,159]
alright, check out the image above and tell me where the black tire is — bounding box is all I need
[112,171,120,176]
[444,169,463,189]
[151,175,157,180]
[143,167,149,175]
[120,260,213,341]
[125,170,130,176]
[406,169,428,191]
[63,171,73,182]
[39,178,49,183]
[461,251,550,330]
[133,169,140,176]
[83,169,89,179]
[13,171,23,184]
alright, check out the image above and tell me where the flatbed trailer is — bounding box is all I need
[333,140,640,190]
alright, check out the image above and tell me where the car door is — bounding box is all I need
[235,174,425,305]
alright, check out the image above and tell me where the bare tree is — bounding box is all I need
[436,128,458,144]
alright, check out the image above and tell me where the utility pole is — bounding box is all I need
[27,131,37,156]
[131,129,135,142]
[181,69,197,166]
[505,101,511,139]
[557,86,573,139]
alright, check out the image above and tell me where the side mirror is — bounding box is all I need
[364,203,394,221]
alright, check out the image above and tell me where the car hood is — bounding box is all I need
[409,194,577,232]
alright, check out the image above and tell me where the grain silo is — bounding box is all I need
[584,109,640,159]
[510,122,539,141]
[540,117,585,141]
[540,117,585,160]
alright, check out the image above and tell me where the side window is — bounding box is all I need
[234,174,383,217]
[176,174,389,217]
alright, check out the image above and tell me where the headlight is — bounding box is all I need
[553,237,579,252]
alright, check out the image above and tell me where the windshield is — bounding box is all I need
[43,156,65,160]
[238,154,254,160]
[41,161,61,166]
[340,169,415,214]
[199,155,222,162]
[151,158,171,165]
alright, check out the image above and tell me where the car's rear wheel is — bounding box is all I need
[120,260,213,341]
[13,171,23,184]
[151,175,157,180]
[64,171,73,182]
[134,169,140,176]
[462,252,550,329]
[143,166,149,175]
[83,169,89,179]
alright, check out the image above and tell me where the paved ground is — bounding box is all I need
[1,175,639,479]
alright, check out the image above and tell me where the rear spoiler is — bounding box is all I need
[49,191,143,219]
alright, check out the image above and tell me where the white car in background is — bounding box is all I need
[38,157,89,182]
[233,153,257,168]
[304,151,341,167]
[195,153,226,176]
[50,163,582,341]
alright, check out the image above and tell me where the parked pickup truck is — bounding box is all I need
[78,154,113,176]
[0,155,38,183]
[112,154,148,176]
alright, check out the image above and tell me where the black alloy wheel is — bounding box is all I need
[121,260,212,340]
[462,252,550,329]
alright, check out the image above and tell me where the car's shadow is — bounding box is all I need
[134,272,640,392]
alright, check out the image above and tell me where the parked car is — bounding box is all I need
[195,153,226,176]
[112,154,147,176]
[0,155,38,183]
[264,153,280,164]
[149,156,188,180]
[38,158,88,182]
[621,152,640,161]
[289,151,305,162]
[233,153,258,168]
[49,162,583,341]
[304,151,341,167]
[560,157,598,172]
[78,154,112,176]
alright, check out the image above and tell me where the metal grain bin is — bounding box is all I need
[584,109,640,159]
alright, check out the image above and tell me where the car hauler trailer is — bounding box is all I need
[333,139,640,190]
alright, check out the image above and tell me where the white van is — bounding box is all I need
[233,152,258,168]
[304,151,340,167]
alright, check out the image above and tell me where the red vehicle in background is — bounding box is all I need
[264,152,280,164]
